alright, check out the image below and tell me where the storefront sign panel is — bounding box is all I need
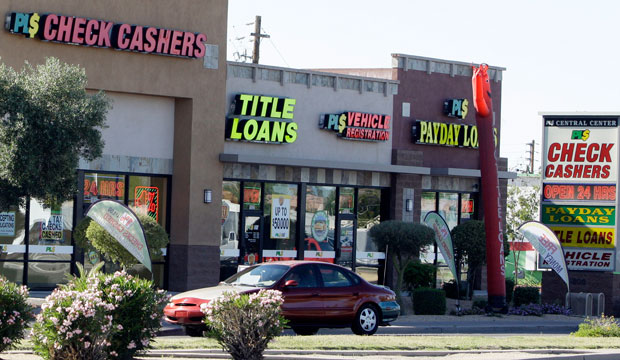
[540,248,615,272]
[135,186,159,221]
[550,225,615,249]
[270,195,290,239]
[443,99,469,119]
[411,120,497,148]
[5,12,207,59]
[541,205,615,226]
[226,94,298,144]
[84,174,125,203]
[543,127,618,182]
[319,112,391,142]
[542,183,616,202]
[0,212,16,237]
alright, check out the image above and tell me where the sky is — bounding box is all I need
[227,1,620,174]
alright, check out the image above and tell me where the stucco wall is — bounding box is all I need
[225,64,395,166]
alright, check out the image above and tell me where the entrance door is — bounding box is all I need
[335,216,356,269]
[241,213,262,265]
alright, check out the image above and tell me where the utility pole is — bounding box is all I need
[525,140,535,174]
[251,15,270,64]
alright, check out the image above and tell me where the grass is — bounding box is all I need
[10,334,620,353]
[150,335,620,351]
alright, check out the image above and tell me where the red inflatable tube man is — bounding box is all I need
[472,64,506,312]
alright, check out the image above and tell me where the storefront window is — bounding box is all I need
[83,173,125,215]
[127,175,168,229]
[0,205,26,284]
[339,187,355,214]
[221,181,240,280]
[243,182,261,211]
[438,193,458,230]
[420,192,437,223]
[263,183,297,261]
[304,186,336,262]
[461,193,474,221]
[28,199,73,288]
[356,188,382,283]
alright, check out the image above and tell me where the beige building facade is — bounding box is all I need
[0,0,228,290]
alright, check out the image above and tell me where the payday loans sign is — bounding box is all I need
[6,11,207,58]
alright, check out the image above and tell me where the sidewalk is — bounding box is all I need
[6,348,620,360]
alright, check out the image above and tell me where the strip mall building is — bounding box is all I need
[0,0,518,301]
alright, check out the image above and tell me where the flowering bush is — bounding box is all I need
[0,276,33,353]
[508,303,571,316]
[572,314,620,337]
[32,266,168,359]
[94,270,168,359]
[31,276,115,360]
[202,290,287,360]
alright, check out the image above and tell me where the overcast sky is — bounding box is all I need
[227,0,620,173]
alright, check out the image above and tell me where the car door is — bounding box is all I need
[317,264,361,324]
[278,264,323,324]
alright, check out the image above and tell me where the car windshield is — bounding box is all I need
[224,264,290,288]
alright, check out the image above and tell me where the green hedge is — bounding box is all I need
[413,287,446,315]
[513,286,540,307]
[403,261,435,290]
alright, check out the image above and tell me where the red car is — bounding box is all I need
[164,260,400,336]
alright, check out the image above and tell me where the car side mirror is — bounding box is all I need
[284,279,298,287]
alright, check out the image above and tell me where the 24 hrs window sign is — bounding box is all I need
[5,11,207,58]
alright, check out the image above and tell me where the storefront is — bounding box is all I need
[323,55,513,287]
[219,62,421,283]
[0,0,228,290]
[390,54,512,286]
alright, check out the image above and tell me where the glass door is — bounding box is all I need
[335,216,356,269]
[241,213,262,265]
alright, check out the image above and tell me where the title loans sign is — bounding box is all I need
[543,119,618,182]
[5,11,207,58]
[226,94,298,144]
[319,112,391,141]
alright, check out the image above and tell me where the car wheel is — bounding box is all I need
[351,304,379,336]
[292,327,319,336]
[183,325,205,337]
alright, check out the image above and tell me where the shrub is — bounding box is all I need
[71,267,169,359]
[473,299,488,310]
[202,290,286,360]
[442,280,466,300]
[403,261,435,291]
[0,276,33,353]
[508,303,571,317]
[513,286,540,307]
[32,266,168,360]
[31,277,115,360]
[572,315,620,337]
[412,288,446,315]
